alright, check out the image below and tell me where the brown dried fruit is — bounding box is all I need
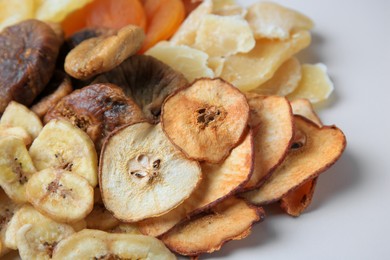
[44,83,145,153]
[100,122,202,222]
[31,71,73,119]
[94,54,188,123]
[242,116,346,205]
[161,197,264,256]
[65,25,145,80]
[66,27,116,50]
[162,78,249,163]
[0,189,20,257]
[0,19,61,114]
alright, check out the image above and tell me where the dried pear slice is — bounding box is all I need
[100,122,202,222]
[242,116,346,205]
[26,168,94,223]
[242,94,294,190]
[0,101,42,139]
[162,78,249,163]
[86,188,120,231]
[220,30,311,92]
[17,223,74,260]
[29,119,98,187]
[245,2,313,40]
[290,98,322,126]
[287,63,334,103]
[138,129,253,237]
[251,57,302,96]
[161,197,264,256]
[0,189,20,257]
[5,205,75,250]
[146,41,214,82]
[0,136,36,203]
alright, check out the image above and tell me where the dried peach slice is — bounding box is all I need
[100,122,202,222]
[246,2,313,40]
[220,30,311,92]
[161,197,264,256]
[242,116,346,205]
[242,94,294,190]
[138,129,254,237]
[162,78,249,163]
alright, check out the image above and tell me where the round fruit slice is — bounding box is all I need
[100,122,202,222]
[162,78,249,163]
[0,189,20,257]
[26,168,94,223]
[29,119,98,187]
[0,136,36,203]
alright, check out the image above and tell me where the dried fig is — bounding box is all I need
[0,19,61,114]
[66,27,116,50]
[94,55,188,123]
[44,83,145,152]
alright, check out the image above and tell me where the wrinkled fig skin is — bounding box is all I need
[66,27,117,50]
[44,83,145,153]
[94,55,188,123]
[0,19,61,114]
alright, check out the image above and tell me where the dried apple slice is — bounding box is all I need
[245,2,314,40]
[100,122,202,222]
[290,98,322,126]
[220,30,311,92]
[161,197,264,256]
[138,129,253,237]
[0,136,36,203]
[29,119,98,187]
[26,168,94,223]
[287,63,334,103]
[242,94,294,190]
[251,57,302,96]
[242,116,346,205]
[162,78,249,163]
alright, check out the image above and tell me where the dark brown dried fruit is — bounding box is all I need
[44,83,145,152]
[0,19,61,114]
[94,55,188,123]
[66,27,116,50]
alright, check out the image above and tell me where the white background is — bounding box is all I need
[205,0,390,259]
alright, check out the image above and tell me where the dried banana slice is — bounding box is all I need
[29,119,98,187]
[17,223,74,260]
[0,101,42,139]
[5,205,74,250]
[0,126,32,147]
[0,189,20,257]
[26,168,94,223]
[100,122,202,222]
[0,136,36,203]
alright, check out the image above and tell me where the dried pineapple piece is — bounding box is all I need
[35,0,94,23]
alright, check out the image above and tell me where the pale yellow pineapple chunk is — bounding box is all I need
[193,14,255,57]
[0,0,35,31]
[213,0,247,17]
[220,30,311,91]
[246,2,314,40]
[288,63,334,103]
[35,0,94,23]
[146,41,214,82]
[251,57,302,96]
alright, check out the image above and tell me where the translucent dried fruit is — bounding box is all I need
[246,2,313,40]
[220,30,311,92]
[138,129,254,237]
[146,41,214,82]
[161,197,264,256]
[44,84,145,153]
[242,116,346,205]
[193,14,255,57]
[287,63,334,103]
[212,0,247,17]
[0,136,36,203]
[162,78,249,163]
[26,168,94,223]
[35,0,94,23]
[100,122,202,222]
[0,0,35,31]
[0,189,20,257]
[242,94,294,190]
[0,20,60,114]
[65,25,145,80]
[251,57,302,96]
[29,119,98,187]
[94,55,188,123]
[1,101,42,140]
[207,56,225,77]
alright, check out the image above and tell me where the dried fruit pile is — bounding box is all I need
[0,0,346,259]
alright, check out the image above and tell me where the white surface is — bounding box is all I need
[204,0,390,259]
